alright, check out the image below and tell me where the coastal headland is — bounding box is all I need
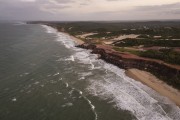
[29,21,180,106]
[76,43,180,106]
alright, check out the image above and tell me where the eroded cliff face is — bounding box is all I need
[76,44,180,90]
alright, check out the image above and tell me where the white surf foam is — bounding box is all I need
[63,102,73,107]
[77,89,98,120]
[65,83,69,88]
[79,72,93,77]
[66,38,180,119]
[53,72,59,76]
[41,25,58,34]
[74,49,180,120]
[65,55,75,62]
[87,62,180,120]
[71,55,75,61]
[12,97,17,102]
[42,24,75,50]
[56,92,62,95]
[13,22,26,26]
[84,97,98,120]
[89,60,95,70]
[34,81,40,85]
[56,33,76,49]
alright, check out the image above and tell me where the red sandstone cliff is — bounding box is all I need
[77,44,180,90]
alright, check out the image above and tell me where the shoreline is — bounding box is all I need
[42,24,84,45]
[76,43,180,107]
[62,32,85,45]
[125,69,180,107]
[46,24,180,107]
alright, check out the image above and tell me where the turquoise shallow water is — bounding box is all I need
[0,23,180,120]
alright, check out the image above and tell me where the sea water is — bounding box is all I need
[0,22,180,120]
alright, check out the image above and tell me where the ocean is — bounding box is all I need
[0,22,180,120]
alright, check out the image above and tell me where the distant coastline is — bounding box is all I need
[30,22,180,107]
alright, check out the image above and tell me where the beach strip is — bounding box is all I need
[126,68,180,107]
[62,32,84,45]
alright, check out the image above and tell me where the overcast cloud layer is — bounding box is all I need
[0,0,180,21]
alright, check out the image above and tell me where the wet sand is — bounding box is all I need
[125,68,180,107]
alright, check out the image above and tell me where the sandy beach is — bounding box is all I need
[62,32,85,45]
[126,69,180,107]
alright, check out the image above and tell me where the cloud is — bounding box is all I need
[51,0,74,4]
[39,0,72,14]
[135,2,180,15]
[106,0,124,1]
[80,2,180,21]
[20,0,36,2]
[0,0,180,21]
[0,0,74,20]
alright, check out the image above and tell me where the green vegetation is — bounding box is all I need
[113,46,180,90]
[29,21,180,39]
[149,67,180,90]
[113,47,141,55]
[137,34,150,38]
[114,38,180,47]
[114,47,180,65]
[140,49,180,65]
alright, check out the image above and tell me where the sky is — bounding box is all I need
[0,0,180,21]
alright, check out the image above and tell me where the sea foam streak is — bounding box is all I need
[13,22,27,26]
[42,25,180,120]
